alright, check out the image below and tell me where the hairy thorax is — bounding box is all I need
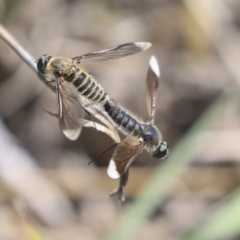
[45,57,77,79]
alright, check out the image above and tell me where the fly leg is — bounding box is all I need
[109,170,129,203]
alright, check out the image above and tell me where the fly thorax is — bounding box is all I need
[139,124,161,150]
[140,124,169,158]
[46,57,75,78]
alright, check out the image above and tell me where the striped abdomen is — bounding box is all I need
[104,100,140,136]
[65,68,108,103]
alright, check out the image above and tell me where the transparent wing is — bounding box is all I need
[93,113,120,143]
[145,56,160,124]
[72,42,151,64]
[83,105,120,143]
[45,108,120,143]
[56,77,84,140]
[107,136,145,179]
[55,77,120,142]
[74,118,120,143]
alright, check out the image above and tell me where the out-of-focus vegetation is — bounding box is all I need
[0,0,240,239]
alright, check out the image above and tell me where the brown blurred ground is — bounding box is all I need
[0,0,240,239]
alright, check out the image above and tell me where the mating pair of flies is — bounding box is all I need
[36,42,169,202]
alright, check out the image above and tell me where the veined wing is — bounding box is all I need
[145,56,160,124]
[92,113,120,143]
[107,136,145,179]
[83,104,120,143]
[74,118,120,143]
[72,42,151,64]
[55,77,120,142]
[56,77,84,140]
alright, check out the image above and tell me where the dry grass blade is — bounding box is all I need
[0,23,49,86]
[0,24,36,73]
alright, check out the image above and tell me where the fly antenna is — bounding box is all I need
[88,143,119,165]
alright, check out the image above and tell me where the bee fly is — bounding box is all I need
[36,42,169,202]
[36,42,151,142]
[105,56,169,201]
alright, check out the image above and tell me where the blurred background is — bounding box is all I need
[0,0,240,239]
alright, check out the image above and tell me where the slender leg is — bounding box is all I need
[109,170,129,203]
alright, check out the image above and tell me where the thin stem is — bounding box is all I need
[0,24,37,73]
[0,24,52,87]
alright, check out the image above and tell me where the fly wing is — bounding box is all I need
[107,136,145,179]
[78,118,120,143]
[45,108,120,143]
[83,105,120,143]
[145,56,160,124]
[72,42,151,64]
[91,113,120,143]
[55,77,120,142]
[56,77,84,140]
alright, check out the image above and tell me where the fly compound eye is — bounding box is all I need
[152,141,169,159]
[36,54,51,75]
